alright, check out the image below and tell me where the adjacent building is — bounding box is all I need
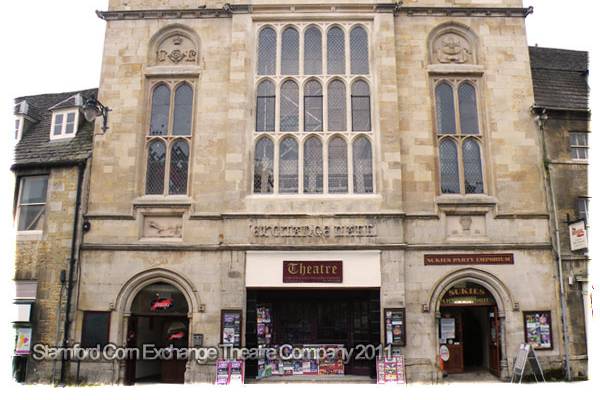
[12,89,97,382]
[530,46,590,379]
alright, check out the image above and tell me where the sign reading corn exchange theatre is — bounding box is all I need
[283,261,343,283]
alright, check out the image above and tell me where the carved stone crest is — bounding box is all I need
[143,216,183,238]
[156,34,198,65]
[433,33,473,64]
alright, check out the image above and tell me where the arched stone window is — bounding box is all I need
[328,137,348,193]
[328,79,346,131]
[352,136,373,193]
[439,138,460,194]
[304,26,322,75]
[459,82,479,134]
[280,80,299,132]
[462,138,484,194]
[173,83,193,136]
[303,137,323,193]
[435,82,456,134]
[351,80,371,131]
[304,80,323,132]
[150,84,170,136]
[279,137,299,193]
[257,27,277,75]
[146,140,166,195]
[350,26,369,74]
[254,137,274,193]
[281,27,299,75]
[327,26,345,74]
[256,80,276,132]
[169,140,189,195]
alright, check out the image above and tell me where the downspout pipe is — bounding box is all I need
[532,106,572,381]
[59,160,86,385]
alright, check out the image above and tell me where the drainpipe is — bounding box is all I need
[59,160,86,385]
[532,107,572,381]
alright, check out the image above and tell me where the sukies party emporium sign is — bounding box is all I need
[283,261,343,283]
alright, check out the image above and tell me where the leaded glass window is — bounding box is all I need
[435,82,456,134]
[434,79,486,195]
[150,84,170,135]
[328,137,348,193]
[350,26,369,75]
[439,139,460,194]
[280,80,299,132]
[304,137,323,193]
[146,140,166,194]
[351,80,371,131]
[145,80,194,196]
[458,82,479,134]
[352,137,373,193]
[281,27,299,75]
[327,27,345,74]
[257,27,276,75]
[328,80,346,131]
[304,80,323,132]
[256,80,275,132]
[169,140,189,195]
[254,137,274,193]
[304,26,322,75]
[173,83,193,136]
[462,139,483,194]
[279,137,299,193]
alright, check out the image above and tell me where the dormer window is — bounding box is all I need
[15,117,23,141]
[50,108,79,139]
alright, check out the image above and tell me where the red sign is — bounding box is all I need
[283,261,343,283]
[424,254,514,266]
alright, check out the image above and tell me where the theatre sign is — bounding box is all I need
[283,261,343,283]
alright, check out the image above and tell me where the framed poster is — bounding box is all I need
[384,308,406,346]
[221,309,242,347]
[15,327,32,355]
[523,311,553,350]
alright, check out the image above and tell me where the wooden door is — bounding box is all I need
[124,316,137,385]
[440,310,464,374]
[160,317,188,383]
[488,306,501,377]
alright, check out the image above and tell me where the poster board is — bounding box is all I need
[523,311,553,350]
[569,220,588,251]
[384,308,406,346]
[221,309,242,347]
[15,327,32,355]
[376,356,406,384]
[215,359,245,385]
[440,318,455,343]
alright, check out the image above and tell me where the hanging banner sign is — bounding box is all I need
[424,254,514,266]
[569,220,588,251]
[15,327,32,355]
[283,261,343,283]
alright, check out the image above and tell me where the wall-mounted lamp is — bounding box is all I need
[82,96,112,133]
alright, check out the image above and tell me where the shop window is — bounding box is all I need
[570,132,588,160]
[434,79,485,195]
[145,81,194,196]
[16,175,48,232]
[81,311,110,347]
[253,23,373,195]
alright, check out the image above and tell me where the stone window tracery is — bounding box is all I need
[253,23,374,195]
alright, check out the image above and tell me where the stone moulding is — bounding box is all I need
[96,5,533,21]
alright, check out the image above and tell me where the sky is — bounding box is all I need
[0,0,597,397]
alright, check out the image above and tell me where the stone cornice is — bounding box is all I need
[81,242,551,252]
[96,4,533,21]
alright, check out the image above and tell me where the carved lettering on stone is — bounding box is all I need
[433,33,473,64]
[156,34,198,65]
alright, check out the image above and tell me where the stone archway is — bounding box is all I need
[426,268,516,380]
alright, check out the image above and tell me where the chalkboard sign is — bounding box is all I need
[511,343,545,383]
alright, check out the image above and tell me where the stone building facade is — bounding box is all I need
[12,89,97,383]
[530,46,590,379]
[68,0,567,384]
